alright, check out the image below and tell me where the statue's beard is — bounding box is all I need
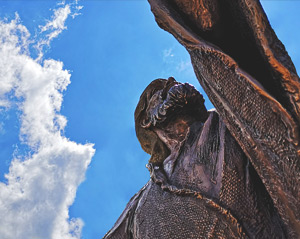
[142,82,208,129]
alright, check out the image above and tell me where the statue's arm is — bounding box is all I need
[148,0,300,237]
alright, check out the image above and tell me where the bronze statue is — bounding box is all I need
[104,0,300,238]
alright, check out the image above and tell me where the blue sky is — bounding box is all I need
[0,1,299,239]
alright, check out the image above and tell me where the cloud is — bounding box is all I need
[161,47,195,79]
[0,3,94,239]
[176,60,193,73]
[163,48,174,62]
[36,3,82,61]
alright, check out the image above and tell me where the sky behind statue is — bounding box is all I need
[0,1,299,238]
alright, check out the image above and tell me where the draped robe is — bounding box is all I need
[104,0,300,238]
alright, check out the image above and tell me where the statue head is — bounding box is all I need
[135,77,208,165]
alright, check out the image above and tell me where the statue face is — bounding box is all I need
[134,78,208,162]
[142,78,207,130]
[140,78,208,150]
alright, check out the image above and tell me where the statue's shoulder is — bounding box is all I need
[103,182,151,239]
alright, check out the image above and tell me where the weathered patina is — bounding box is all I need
[104,0,300,238]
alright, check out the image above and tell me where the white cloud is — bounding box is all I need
[36,2,83,61]
[161,47,195,79]
[0,3,94,239]
[40,6,70,32]
[162,48,174,62]
[176,60,193,73]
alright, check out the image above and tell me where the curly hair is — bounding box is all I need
[134,77,207,165]
[134,78,170,165]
